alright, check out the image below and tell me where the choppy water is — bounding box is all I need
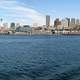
[0,35,80,80]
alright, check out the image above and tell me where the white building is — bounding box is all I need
[71,18,76,28]
[61,19,68,29]
[3,23,8,29]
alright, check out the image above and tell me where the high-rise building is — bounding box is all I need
[46,15,50,30]
[10,22,15,29]
[61,19,68,29]
[71,18,75,28]
[66,18,70,27]
[76,19,80,25]
[54,18,62,30]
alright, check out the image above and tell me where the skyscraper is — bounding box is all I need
[10,22,15,29]
[54,18,62,30]
[66,18,70,27]
[71,18,75,28]
[46,15,50,30]
[76,19,80,25]
[61,19,68,28]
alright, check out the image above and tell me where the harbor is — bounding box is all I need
[0,35,79,80]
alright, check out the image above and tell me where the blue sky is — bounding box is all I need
[0,0,80,26]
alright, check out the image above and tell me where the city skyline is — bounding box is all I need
[0,0,80,26]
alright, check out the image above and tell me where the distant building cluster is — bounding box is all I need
[54,18,80,30]
[0,16,80,35]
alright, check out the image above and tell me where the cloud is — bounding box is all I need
[0,0,45,26]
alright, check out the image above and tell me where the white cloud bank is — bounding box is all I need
[0,0,46,26]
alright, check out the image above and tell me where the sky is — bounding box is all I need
[0,0,80,26]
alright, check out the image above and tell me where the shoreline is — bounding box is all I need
[0,34,80,36]
[0,31,80,36]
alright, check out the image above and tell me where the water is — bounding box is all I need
[0,35,80,80]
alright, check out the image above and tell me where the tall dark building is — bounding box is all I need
[10,22,15,29]
[46,15,50,30]
[66,18,70,27]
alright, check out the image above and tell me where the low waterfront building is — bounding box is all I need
[15,25,32,35]
[16,25,31,32]
[0,27,10,34]
[31,26,52,35]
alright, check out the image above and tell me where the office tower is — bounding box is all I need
[54,18,62,30]
[76,19,80,25]
[66,18,70,27]
[71,18,75,28]
[10,22,15,29]
[46,15,50,30]
[61,19,68,29]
